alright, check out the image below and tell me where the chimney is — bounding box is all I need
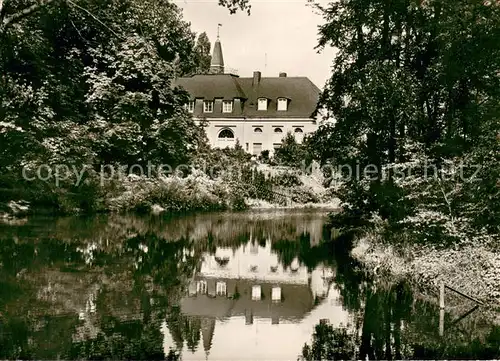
[253,71,261,85]
[279,72,287,78]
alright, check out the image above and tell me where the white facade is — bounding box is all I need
[200,118,317,155]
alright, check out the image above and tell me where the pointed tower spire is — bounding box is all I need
[210,24,224,74]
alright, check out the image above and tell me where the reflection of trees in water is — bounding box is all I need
[0,212,327,246]
[2,217,499,360]
[67,318,166,360]
[0,213,330,359]
[302,234,500,360]
[0,231,193,359]
[272,232,333,271]
[301,279,413,360]
[302,320,356,361]
[165,307,202,353]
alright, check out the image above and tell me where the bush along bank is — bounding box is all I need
[0,169,247,217]
[0,151,335,218]
[345,218,500,311]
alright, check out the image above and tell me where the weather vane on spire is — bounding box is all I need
[217,23,222,39]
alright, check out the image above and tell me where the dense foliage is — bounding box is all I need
[312,0,500,244]
[0,0,215,213]
[274,132,313,168]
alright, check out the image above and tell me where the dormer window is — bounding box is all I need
[222,100,233,113]
[203,100,214,113]
[277,98,288,111]
[186,101,195,113]
[257,98,268,111]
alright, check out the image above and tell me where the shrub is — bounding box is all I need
[273,172,303,188]
[274,132,311,168]
[291,186,320,204]
[258,150,270,163]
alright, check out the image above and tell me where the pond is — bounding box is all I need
[0,210,498,360]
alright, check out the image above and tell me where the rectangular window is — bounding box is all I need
[257,98,268,111]
[187,101,195,113]
[277,98,288,111]
[222,100,233,113]
[253,143,262,155]
[203,100,214,113]
[273,143,282,150]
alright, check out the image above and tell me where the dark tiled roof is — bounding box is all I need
[175,74,245,100]
[174,74,320,119]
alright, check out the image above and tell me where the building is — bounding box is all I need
[161,237,345,360]
[182,239,316,324]
[175,34,321,155]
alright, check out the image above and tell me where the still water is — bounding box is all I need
[0,210,498,360]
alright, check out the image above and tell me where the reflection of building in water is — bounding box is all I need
[183,239,317,324]
[161,237,341,360]
[195,238,309,284]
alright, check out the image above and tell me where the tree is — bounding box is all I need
[274,132,310,168]
[192,32,212,75]
[312,0,500,238]
[0,0,59,34]
[0,0,208,212]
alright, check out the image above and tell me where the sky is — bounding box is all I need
[177,0,337,90]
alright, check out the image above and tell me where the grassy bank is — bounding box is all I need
[1,161,337,218]
[350,231,500,311]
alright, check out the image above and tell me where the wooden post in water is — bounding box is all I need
[439,282,445,336]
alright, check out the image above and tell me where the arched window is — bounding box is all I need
[254,127,263,133]
[218,128,235,139]
[274,128,283,133]
[294,128,303,133]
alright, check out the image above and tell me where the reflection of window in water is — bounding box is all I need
[272,286,281,302]
[252,285,261,300]
[197,280,207,294]
[216,281,227,296]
